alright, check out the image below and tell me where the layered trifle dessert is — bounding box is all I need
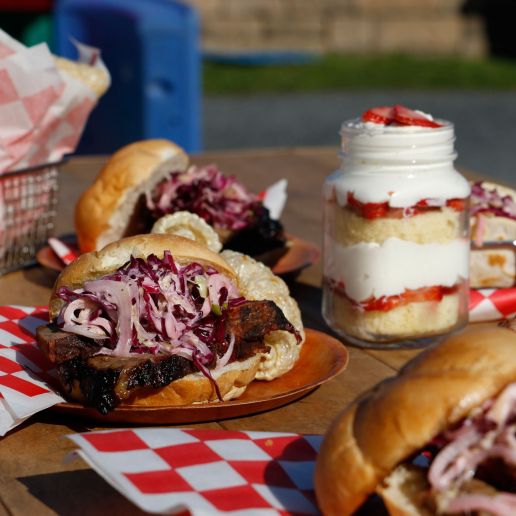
[322,105,471,346]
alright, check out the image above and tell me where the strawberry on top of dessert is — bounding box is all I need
[362,105,443,128]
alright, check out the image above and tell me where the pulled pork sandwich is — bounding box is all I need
[36,234,303,414]
[470,181,516,288]
[75,140,286,262]
[315,322,516,516]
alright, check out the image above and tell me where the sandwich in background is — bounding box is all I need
[75,140,287,264]
[471,181,516,288]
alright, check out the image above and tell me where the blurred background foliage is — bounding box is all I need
[204,53,516,95]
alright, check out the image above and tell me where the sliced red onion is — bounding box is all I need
[446,493,516,515]
[60,299,112,339]
[61,322,111,340]
[471,181,516,220]
[183,331,213,364]
[428,428,481,491]
[146,165,259,231]
[83,279,132,356]
[428,382,516,504]
[487,383,516,426]
[216,334,235,369]
[208,273,239,307]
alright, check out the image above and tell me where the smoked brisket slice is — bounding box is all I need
[225,299,299,351]
[36,300,297,414]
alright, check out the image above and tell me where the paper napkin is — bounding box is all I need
[0,29,107,173]
[68,428,322,515]
[48,237,79,265]
[0,306,64,436]
[260,179,288,221]
[468,287,516,322]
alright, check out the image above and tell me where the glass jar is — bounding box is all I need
[322,118,471,348]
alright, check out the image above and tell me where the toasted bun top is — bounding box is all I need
[75,139,188,252]
[314,324,516,515]
[49,233,236,321]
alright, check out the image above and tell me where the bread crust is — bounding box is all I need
[75,139,188,252]
[314,324,516,515]
[125,355,261,407]
[49,233,236,320]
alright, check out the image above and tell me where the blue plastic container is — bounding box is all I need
[54,0,201,154]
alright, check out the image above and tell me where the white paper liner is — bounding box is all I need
[0,29,108,173]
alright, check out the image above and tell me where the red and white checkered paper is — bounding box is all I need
[469,287,516,322]
[0,305,64,436]
[68,428,322,515]
[0,29,106,173]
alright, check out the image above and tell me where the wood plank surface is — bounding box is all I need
[0,146,507,514]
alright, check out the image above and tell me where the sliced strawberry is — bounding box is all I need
[393,105,443,128]
[360,285,454,312]
[446,198,466,212]
[347,192,389,219]
[362,106,395,125]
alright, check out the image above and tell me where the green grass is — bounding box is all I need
[203,53,516,95]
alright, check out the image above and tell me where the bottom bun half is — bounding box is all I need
[117,355,260,408]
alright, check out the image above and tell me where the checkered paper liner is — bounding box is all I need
[0,29,106,173]
[68,428,322,515]
[0,305,64,436]
[469,287,516,322]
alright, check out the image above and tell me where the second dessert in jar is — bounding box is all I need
[322,105,471,347]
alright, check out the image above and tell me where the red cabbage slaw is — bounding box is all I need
[146,165,259,231]
[471,181,516,221]
[426,382,516,514]
[56,252,245,377]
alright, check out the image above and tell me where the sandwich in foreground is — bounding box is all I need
[470,181,516,288]
[36,234,304,414]
[315,322,516,515]
[75,140,286,263]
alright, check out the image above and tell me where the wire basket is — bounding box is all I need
[0,162,60,275]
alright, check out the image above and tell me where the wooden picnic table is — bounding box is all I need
[0,147,494,515]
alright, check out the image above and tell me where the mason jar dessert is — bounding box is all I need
[322,105,471,348]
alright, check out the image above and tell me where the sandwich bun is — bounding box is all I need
[75,140,188,253]
[124,356,261,407]
[314,323,516,515]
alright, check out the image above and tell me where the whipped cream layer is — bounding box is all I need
[329,119,471,208]
[325,237,469,302]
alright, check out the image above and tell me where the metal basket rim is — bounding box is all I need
[2,159,68,178]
